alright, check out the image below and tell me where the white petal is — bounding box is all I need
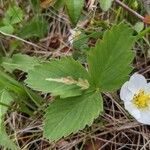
[137,110,150,125]
[144,83,150,94]
[125,102,150,125]
[128,73,147,93]
[120,81,134,102]
[124,102,141,120]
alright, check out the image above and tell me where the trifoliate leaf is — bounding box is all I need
[2,53,41,73]
[44,91,103,141]
[26,57,90,98]
[65,0,84,25]
[99,0,114,11]
[88,23,135,91]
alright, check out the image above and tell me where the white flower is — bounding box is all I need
[120,73,150,124]
[68,28,81,45]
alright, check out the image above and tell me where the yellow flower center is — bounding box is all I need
[133,90,150,109]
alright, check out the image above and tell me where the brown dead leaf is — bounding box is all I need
[143,15,150,24]
[48,36,60,49]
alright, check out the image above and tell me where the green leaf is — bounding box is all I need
[18,17,48,38]
[0,125,20,150]
[2,53,41,73]
[30,0,40,13]
[0,90,13,124]
[44,91,103,141]
[134,22,144,33]
[0,70,42,111]
[88,23,135,91]
[73,33,89,50]
[65,0,84,25]
[0,25,14,34]
[99,0,114,11]
[26,57,90,98]
[54,0,65,9]
[3,5,23,25]
[0,90,19,150]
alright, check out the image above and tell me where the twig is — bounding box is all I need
[0,31,46,51]
[115,0,144,21]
